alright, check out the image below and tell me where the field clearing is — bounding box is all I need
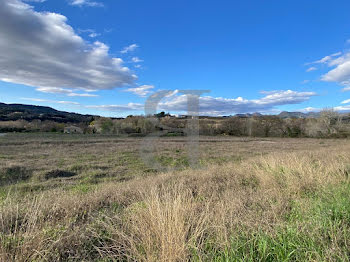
[1,134,350,261]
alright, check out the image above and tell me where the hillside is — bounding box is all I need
[278,111,320,118]
[0,103,94,123]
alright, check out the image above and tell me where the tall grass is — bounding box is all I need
[1,145,350,261]
[92,186,209,261]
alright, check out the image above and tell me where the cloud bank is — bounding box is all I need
[87,90,316,116]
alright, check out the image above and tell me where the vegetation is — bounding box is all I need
[2,103,350,138]
[0,134,350,261]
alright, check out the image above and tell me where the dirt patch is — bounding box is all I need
[45,170,77,180]
[0,166,32,185]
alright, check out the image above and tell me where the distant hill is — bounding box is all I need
[277,111,320,119]
[234,111,320,118]
[0,103,327,123]
[0,103,94,123]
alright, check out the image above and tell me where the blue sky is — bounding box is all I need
[1,0,350,116]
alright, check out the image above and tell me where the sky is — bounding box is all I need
[1,0,350,116]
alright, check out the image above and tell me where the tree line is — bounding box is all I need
[1,110,350,138]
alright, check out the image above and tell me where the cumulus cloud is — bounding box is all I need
[0,0,135,94]
[124,85,155,97]
[69,0,104,7]
[88,90,316,116]
[121,44,138,54]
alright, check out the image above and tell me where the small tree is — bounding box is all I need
[319,109,339,136]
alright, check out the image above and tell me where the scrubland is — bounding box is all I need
[0,133,350,261]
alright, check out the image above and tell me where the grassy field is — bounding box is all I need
[1,133,350,261]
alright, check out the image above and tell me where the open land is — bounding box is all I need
[1,134,350,261]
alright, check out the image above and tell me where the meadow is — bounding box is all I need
[1,133,350,261]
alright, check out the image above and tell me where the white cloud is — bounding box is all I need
[124,85,155,97]
[69,0,103,7]
[342,87,350,92]
[24,0,46,2]
[35,87,74,95]
[299,107,320,113]
[300,104,350,113]
[78,29,100,38]
[322,60,350,85]
[21,97,81,105]
[68,93,98,97]
[306,67,317,72]
[86,103,143,112]
[89,32,100,38]
[307,50,350,89]
[301,80,310,84]
[121,44,138,54]
[299,104,350,113]
[333,105,350,112]
[307,52,342,65]
[35,87,99,97]
[57,101,80,105]
[341,99,350,104]
[156,90,317,115]
[259,90,279,95]
[131,57,143,63]
[0,0,135,93]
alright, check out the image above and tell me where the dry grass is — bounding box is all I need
[0,134,350,261]
[92,186,209,261]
